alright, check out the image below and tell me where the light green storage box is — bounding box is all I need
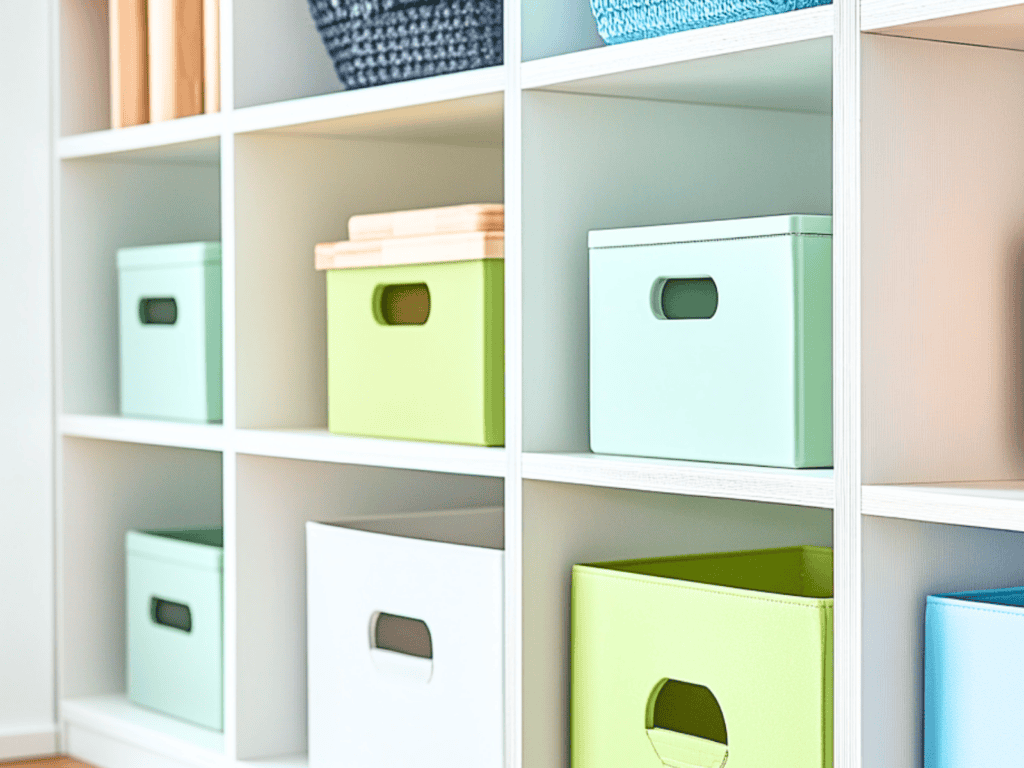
[117,243,222,423]
[572,546,833,768]
[126,528,224,731]
[589,215,832,468]
[320,236,504,445]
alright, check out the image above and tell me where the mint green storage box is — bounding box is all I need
[589,215,832,468]
[117,243,222,423]
[324,256,504,446]
[126,528,224,731]
[572,546,833,768]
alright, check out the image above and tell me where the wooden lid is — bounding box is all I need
[348,203,504,241]
[315,230,504,271]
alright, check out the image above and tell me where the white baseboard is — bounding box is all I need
[66,722,218,768]
[61,696,306,768]
[0,723,59,760]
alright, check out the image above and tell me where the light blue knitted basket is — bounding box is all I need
[591,0,831,44]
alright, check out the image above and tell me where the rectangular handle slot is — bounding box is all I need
[151,596,192,632]
[377,283,430,325]
[372,612,432,659]
[139,297,178,325]
[653,278,718,320]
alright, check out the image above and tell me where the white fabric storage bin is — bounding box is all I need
[306,507,504,768]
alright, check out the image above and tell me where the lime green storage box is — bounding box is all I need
[319,235,504,445]
[117,242,222,423]
[126,528,224,731]
[589,215,832,468]
[572,546,833,768]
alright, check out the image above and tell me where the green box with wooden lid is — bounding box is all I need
[315,206,504,446]
[117,242,222,423]
[572,546,833,768]
[126,528,224,731]
[588,214,832,468]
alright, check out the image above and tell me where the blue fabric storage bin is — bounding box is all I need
[590,0,831,45]
[924,587,1024,767]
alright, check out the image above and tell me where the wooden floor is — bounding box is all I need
[0,758,92,767]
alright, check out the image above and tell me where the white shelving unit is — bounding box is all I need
[47,1,1024,768]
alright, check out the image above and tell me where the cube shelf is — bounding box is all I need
[30,3,1024,768]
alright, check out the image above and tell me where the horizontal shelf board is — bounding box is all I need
[863,481,1024,531]
[231,68,504,146]
[246,757,308,767]
[235,428,506,477]
[59,113,223,162]
[864,481,1024,530]
[863,1,1024,50]
[522,7,833,113]
[61,414,227,451]
[62,695,225,766]
[522,452,834,508]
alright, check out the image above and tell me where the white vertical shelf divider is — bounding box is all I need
[833,1,862,767]
[218,3,238,757]
[504,0,525,762]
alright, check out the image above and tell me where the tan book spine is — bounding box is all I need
[203,0,220,113]
[110,0,149,128]
[147,0,203,122]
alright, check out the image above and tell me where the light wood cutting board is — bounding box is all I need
[348,204,504,241]
[315,231,504,271]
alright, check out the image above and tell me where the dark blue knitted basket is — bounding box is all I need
[308,0,502,91]
[590,0,831,44]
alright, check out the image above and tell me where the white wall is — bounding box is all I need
[0,0,57,759]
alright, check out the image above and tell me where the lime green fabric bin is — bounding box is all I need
[117,242,222,423]
[126,528,223,731]
[323,252,504,446]
[572,546,833,768]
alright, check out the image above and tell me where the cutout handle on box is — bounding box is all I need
[645,679,728,768]
[651,278,718,320]
[139,297,178,325]
[151,596,192,633]
[369,611,434,683]
[375,283,430,325]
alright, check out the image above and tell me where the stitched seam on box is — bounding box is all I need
[932,601,1024,618]
[592,232,833,250]
[579,569,833,609]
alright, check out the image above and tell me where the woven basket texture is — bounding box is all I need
[308,0,502,90]
[590,0,830,44]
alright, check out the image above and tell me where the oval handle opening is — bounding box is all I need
[151,596,192,633]
[139,297,178,325]
[646,678,727,744]
[371,611,432,659]
[376,283,430,325]
[652,278,718,320]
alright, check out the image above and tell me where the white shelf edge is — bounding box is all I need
[60,414,227,452]
[61,695,226,768]
[58,112,225,160]
[235,428,506,477]
[522,5,833,90]
[862,483,1024,532]
[862,0,1024,32]
[230,66,506,135]
[522,452,835,508]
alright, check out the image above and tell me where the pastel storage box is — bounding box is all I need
[589,215,832,468]
[126,528,224,730]
[117,242,222,422]
[572,546,833,768]
[925,587,1024,767]
[315,225,504,446]
[306,507,504,768]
